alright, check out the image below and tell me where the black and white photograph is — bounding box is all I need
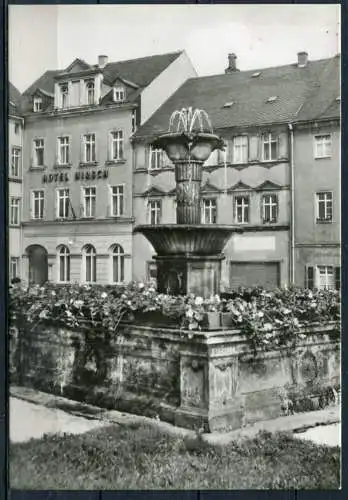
[8,3,341,490]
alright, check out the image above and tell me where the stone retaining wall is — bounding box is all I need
[10,321,340,432]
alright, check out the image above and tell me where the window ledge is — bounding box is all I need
[9,177,22,183]
[105,159,126,166]
[9,224,20,228]
[316,219,333,224]
[315,155,332,160]
[79,162,99,168]
[262,220,278,225]
[54,163,73,169]
[149,166,174,175]
[29,165,47,171]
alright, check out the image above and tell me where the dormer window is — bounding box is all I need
[113,87,125,102]
[86,81,95,105]
[60,83,69,108]
[33,96,43,112]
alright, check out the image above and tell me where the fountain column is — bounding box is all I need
[175,161,202,224]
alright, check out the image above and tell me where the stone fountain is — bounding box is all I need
[134,107,243,297]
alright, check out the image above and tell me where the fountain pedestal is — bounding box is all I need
[155,254,224,296]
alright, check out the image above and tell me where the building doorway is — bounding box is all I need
[26,245,48,285]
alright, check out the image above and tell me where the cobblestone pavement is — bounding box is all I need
[10,397,109,443]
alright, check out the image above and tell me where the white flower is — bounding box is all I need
[186,308,193,318]
[39,309,49,319]
[66,311,73,318]
[51,291,56,296]
[263,323,273,331]
[195,296,203,306]
[282,308,291,315]
[138,283,145,289]
[101,292,107,299]
[257,311,264,318]
[74,300,83,308]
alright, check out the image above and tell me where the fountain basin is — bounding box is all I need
[134,224,243,256]
[152,132,225,162]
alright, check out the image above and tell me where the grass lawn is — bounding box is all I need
[10,423,340,489]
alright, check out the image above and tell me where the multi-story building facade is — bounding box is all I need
[132,52,340,290]
[292,53,340,289]
[9,82,24,281]
[19,51,197,285]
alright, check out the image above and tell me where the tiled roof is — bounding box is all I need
[9,82,22,116]
[134,55,340,139]
[22,51,183,97]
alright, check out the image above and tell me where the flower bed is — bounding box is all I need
[10,281,340,356]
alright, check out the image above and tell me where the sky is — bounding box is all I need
[9,4,340,93]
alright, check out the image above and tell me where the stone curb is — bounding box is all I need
[10,386,340,446]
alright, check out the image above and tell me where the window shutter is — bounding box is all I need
[278,132,289,160]
[248,136,259,162]
[94,133,98,163]
[80,134,84,163]
[335,267,341,291]
[29,192,33,219]
[56,138,60,165]
[306,266,314,289]
[54,189,58,219]
[31,140,36,167]
[145,145,150,170]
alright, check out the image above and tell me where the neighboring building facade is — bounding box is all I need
[292,53,340,289]
[9,83,24,281]
[20,51,197,285]
[132,52,340,290]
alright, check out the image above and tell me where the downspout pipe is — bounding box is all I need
[288,123,295,285]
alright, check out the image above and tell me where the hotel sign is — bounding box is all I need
[42,169,109,183]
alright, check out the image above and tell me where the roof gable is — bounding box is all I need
[63,58,93,74]
[9,82,22,116]
[227,181,252,192]
[201,181,221,194]
[255,180,282,191]
[142,186,166,197]
[112,76,139,89]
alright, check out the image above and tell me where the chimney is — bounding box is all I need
[225,53,239,74]
[98,55,108,69]
[297,51,308,68]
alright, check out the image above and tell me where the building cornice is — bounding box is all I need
[23,101,139,121]
[22,217,135,227]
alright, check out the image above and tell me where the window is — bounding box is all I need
[110,131,124,161]
[60,83,69,108]
[262,194,278,223]
[86,81,95,105]
[147,261,157,282]
[32,190,45,219]
[33,138,45,167]
[306,266,340,290]
[262,133,278,161]
[10,197,20,225]
[82,187,96,217]
[11,147,21,177]
[318,266,335,290]
[314,135,332,158]
[83,244,97,283]
[111,244,125,283]
[14,123,20,135]
[316,192,333,222]
[33,97,43,112]
[132,110,137,133]
[82,133,96,163]
[233,136,248,164]
[58,246,70,282]
[202,198,217,224]
[57,188,70,219]
[235,195,249,223]
[111,185,124,216]
[148,200,161,225]
[10,257,19,280]
[113,87,125,102]
[150,147,164,170]
[58,136,70,165]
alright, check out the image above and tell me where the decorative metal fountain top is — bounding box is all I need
[168,107,214,134]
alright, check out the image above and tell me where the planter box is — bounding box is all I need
[204,312,221,330]
[221,312,234,328]
[131,311,179,328]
